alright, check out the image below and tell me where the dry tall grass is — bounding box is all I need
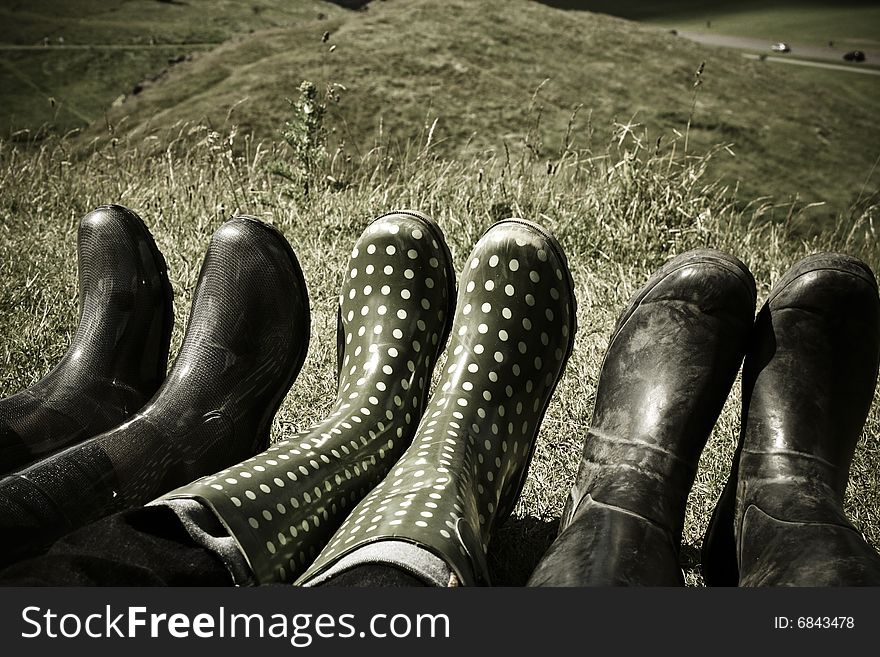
[0,116,877,585]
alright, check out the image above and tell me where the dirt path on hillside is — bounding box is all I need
[0,58,92,123]
[0,43,218,50]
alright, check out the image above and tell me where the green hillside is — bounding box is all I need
[1,0,878,224]
[85,0,880,225]
[0,0,344,136]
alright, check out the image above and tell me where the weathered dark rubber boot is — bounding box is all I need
[159,210,456,584]
[0,205,173,474]
[0,217,310,565]
[528,250,756,586]
[298,219,577,586]
[702,253,880,586]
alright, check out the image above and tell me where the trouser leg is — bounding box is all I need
[315,564,429,587]
[0,505,232,586]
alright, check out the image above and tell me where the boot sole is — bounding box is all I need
[480,217,579,530]
[766,252,877,306]
[346,209,458,410]
[93,204,175,379]
[228,216,312,453]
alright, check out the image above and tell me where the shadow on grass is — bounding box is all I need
[487,515,560,586]
[489,527,706,586]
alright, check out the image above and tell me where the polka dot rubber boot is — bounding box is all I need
[0,217,310,566]
[160,210,456,584]
[298,218,577,587]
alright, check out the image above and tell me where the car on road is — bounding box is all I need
[843,50,866,62]
[770,42,791,53]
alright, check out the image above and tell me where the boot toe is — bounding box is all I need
[767,252,879,315]
[734,251,879,515]
[338,210,456,380]
[595,247,757,440]
[453,218,577,519]
[78,205,168,290]
[706,253,879,587]
[610,249,756,347]
[76,203,173,388]
[0,205,173,475]
[167,216,310,446]
[566,248,756,575]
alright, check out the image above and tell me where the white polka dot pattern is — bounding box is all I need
[160,211,455,584]
[298,218,577,586]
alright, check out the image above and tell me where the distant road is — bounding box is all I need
[742,53,880,76]
[676,30,880,75]
[0,43,217,51]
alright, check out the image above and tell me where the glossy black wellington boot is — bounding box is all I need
[528,250,756,586]
[298,219,577,587]
[702,253,880,586]
[160,211,456,584]
[0,205,173,475]
[0,217,310,566]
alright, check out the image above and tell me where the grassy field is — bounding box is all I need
[1,0,878,586]
[0,112,877,585]
[0,0,878,225]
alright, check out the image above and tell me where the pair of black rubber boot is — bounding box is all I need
[0,205,576,587]
[0,206,311,566]
[528,250,880,586]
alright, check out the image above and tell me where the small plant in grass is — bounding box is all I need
[271,80,338,200]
